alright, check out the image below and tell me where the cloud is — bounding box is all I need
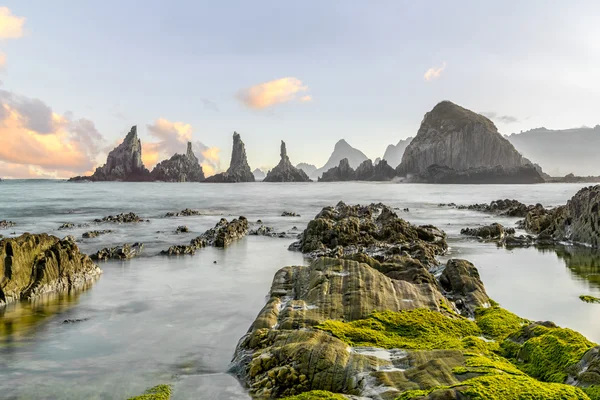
[144,118,220,176]
[0,52,5,69]
[0,7,25,39]
[202,99,220,112]
[481,111,519,124]
[236,77,310,109]
[424,62,447,81]
[300,95,312,102]
[0,89,105,178]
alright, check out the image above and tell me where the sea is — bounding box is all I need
[0,180,598,399]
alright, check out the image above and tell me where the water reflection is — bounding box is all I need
[537,245,600,289]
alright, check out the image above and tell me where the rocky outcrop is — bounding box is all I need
[252,168,266,181]
[264,141,311,182]
[91,243,144,261]
[70,126,151,182]
[382,137,413,169]
[354,159,396,181]
[0,233,102,305]
[458,198,536,217]
[93,212,146,224]
[397,101,543,183]
[313,139,369,179]
[414,164,545,184]
[461,223,515,240]
[0,220,16,229]
[204,132,255,183]
[318,158,355,182]
[82,230,113,239]
[439,259,490,315]
[150,142,205,182]
[164,209,201,217]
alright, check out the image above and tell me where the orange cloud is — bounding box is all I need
[300,95,312,102]
[141,142,161,169]
[201,147,220,162]
[0,7,25,39]
[236,77,310,109]
[424,62,447,81]
[201,163,215,177]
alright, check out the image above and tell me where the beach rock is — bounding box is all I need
[0,220,16,229]
[439,259,490,316]
[150,142,205,182]
[263,141,311,182]
[91,243,144,261]
[70,126,151,182]
[290,201,447,266]
[82,230,113,239]
[204,132,255,183]
[164,208,201,217]
[318,158,355,182]
[93,212,146,224]
[460,223,515,240]
[354,159,397,181]
[397,101,540,181]
[0,233,102,305]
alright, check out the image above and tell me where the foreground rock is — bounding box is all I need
[264,141,311,182]
[461,223,515,240]
[70,126,151,182]
[204,132,255,183]
[150,142,205,182]
[0,233,102,305]
[161,217,248,255]
[93,212,146,224]
[91,243,144,261]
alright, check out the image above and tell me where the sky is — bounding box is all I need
[1,0,600,178]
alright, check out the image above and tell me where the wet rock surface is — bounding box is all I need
[263,141,311,182]
[91,243,144,261]
[0,233,102,305]
[93,212,147,224]
[150,142,205,182]
[461,223,515,240]
[82,230,113,239]
[164,209,202,217]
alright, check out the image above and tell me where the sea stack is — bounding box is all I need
[263,141,311,182]
[150,142,205,182]
[397,101,544,183]
[70,126,151,182]
[205,132,255,183]
[318,158,355,182]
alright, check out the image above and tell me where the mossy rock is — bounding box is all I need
[280,391,347,399]
[127,384,171,400]
[475,304,530,340]
[580,295,600,304]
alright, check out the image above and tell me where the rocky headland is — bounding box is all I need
[0,233,102,305]
[205,132,255,183]
[230,202,600,399]
[150,142,205,182]
[318,158,396,182]
[264,142,311,182]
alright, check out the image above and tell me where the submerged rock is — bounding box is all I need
[82,230,113,239]
[164,208,202,217]
[175,225,189,234]
[461,223,515,240]
[150,142,205,182]
[204,132,255,183]
[281,211,300,217]
[264,141,311,182]
[0,220,16,229]
[93,212,146,224]
[0,233,102,305]
[91,243,144,261]
[70,126,151,182]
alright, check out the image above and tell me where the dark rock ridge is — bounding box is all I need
[93,212,146,224]
[313,139,369,179]
[249,225,298,239]
[460,223,515,240]
[263,141,311,182]
[82,230,113,239]
[91,243,144,261]
[204,132,255,183]
[295,163,317,177]
[161,216,248,255]
[415,164,544,184]
[252,168,266,181]
[150,142,205,182]
[281,211,300,217]
[0,233,102,305]
[70,126,151,182]
[164,208,201,217]
[456,198,536,217]
[318,158,396,182]
[397,101,543,183]
[382,136,413,168]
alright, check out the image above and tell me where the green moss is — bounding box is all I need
[503,325,596,383]
[580,295,600,304]
[475,305,530,340]
[280,390,347,399]
[583,385,600,400]
[317,309,481,350]
[127,385,172,400]
[395,374,590,400]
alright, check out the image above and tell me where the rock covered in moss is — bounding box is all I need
[289,201,447,266]
[263,141,312,182]
[461,223,515,240]
[127,384,171,400]
[91,243,144,261]
[580,295,600,304]
[0,233,102,305]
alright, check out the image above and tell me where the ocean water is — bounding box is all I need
[0,180,599,399]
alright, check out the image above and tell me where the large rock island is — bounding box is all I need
[70,126,151,182]
[397,101,544,184]
[264,141,311,182]
[150,142,205,182]
[205,132,255,183]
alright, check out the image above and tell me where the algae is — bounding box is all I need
[280,390,347,399]
[127,384,171,400]
[474,304,530,340]
[580,295,600,304]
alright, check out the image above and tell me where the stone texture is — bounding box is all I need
[0,220,16,229]
[93,212,146,224]
[204,132,255,183]
[318,158,355,182]
[82,230,113,239]
[164,209,202,217]
[150,142,205,182]
[91,243,144,261]
[460,223,515,240]
[439,259,490,316]
[264,141,311,182]
[354,159,396,181]
[70,126,151,182]
[0,233,102,305]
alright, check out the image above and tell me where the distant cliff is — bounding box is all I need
[296,163,317,177]
[70,126,151,182]
[382,137,413,169]
[150,142,205,182]
[313,139,369,179]
[252,168,266,181]
[318,158,395,182]
[204,132,255,183]
[264,141,311,182]
[506,126,600,176]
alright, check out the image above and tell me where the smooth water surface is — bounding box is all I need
[0,181,599,399]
